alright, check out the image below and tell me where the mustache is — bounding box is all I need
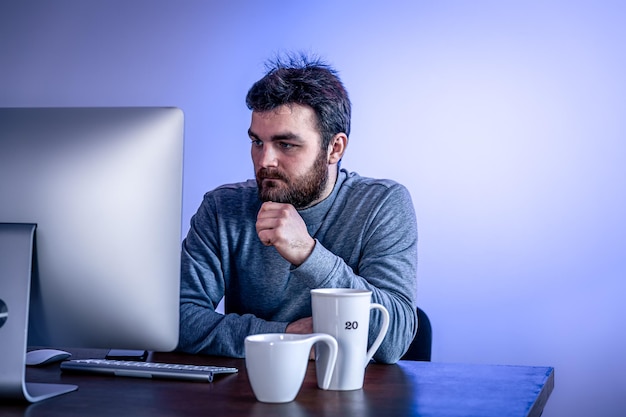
[257,168,289,182]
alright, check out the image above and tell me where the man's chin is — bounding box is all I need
[259,187,288,203]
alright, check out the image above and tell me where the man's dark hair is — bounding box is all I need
[246,52,351,151]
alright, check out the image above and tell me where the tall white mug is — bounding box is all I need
[311,288,390,391]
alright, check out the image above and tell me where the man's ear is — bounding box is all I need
[327,133,348,164]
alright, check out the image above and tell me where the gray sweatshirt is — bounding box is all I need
[178,169,418,363]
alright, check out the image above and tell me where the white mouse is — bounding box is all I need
[26,349,72,366]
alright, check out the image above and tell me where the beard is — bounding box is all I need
[256,150,329,209]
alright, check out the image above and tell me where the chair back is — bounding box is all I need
[401,307,432,361]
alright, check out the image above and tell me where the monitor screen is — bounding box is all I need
[0,107,184,352]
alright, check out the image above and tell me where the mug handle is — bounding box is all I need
[364,303,390,366]
[311,333,338,390]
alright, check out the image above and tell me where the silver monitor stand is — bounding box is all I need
[0,223,77,402]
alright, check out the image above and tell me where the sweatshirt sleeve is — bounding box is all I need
[290,183,418,364]
[177,194,288,358]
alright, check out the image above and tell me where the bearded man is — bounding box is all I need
[178,53,418,364]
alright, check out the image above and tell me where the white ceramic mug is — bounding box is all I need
[311,288,390,391]
[244,333,338,403]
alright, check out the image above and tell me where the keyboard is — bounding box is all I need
[60,359,238,382]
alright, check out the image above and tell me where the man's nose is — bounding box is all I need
[258,144,278,167]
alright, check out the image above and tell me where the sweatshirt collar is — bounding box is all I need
[298,169,348,234]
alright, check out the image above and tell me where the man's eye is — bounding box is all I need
[279,142,294,149]
[251,139,263,147]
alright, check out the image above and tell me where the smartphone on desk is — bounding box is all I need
[106,349,148,361]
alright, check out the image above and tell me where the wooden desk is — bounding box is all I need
[2,349,554,417]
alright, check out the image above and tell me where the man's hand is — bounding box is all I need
[285,317,313,334]
[256,201,315,266]
[286,317,315,359]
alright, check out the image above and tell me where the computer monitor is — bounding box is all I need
[0,107,184,402]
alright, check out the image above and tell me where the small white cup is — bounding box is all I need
[311,288,390,391]
[244,333,338,403]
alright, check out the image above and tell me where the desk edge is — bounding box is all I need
[527,367,555,417]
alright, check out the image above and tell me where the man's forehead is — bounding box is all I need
[249,108,322,147]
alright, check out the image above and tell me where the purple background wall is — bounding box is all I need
[2,1,625,415]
